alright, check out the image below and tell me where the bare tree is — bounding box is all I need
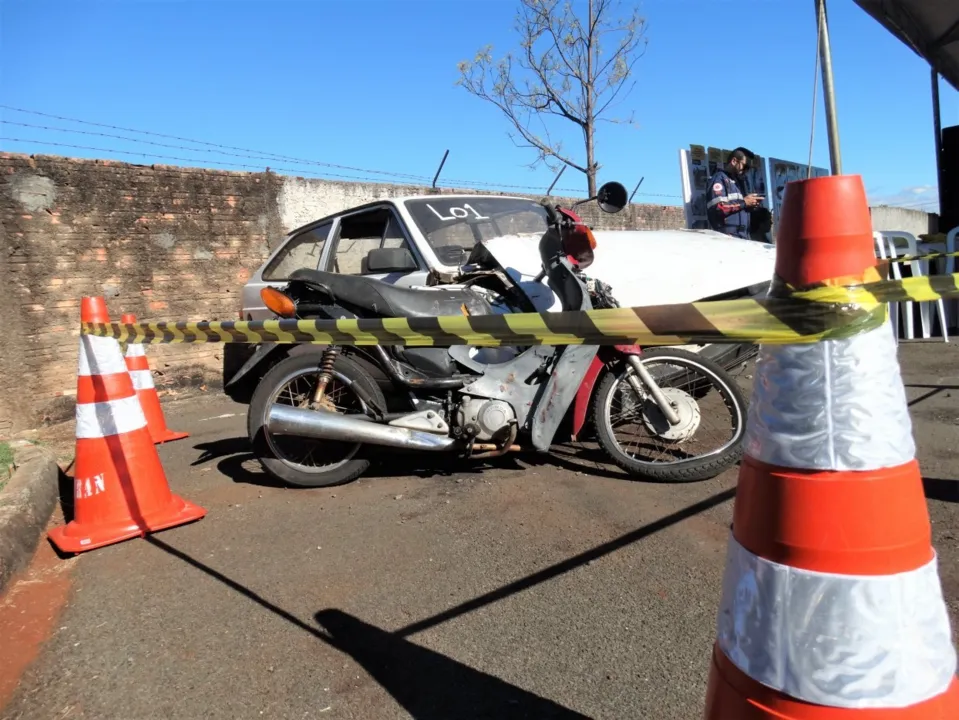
[457,0,647,197]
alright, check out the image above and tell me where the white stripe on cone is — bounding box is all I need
[124,340,155,389]
[743,322,915,471]
[76,395,147,439]
[129,369,155,391]
[716,534,957,709]
[78,335,129,377]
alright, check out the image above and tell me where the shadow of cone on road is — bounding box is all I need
[47,297,206,554]
[703,176,959,717]
[120,312,189,445]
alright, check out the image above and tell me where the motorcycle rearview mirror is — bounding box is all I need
[596,181,628,213]
[569,181,629,214]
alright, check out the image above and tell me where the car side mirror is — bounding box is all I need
[365,247,417,273]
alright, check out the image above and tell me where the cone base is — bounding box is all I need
[152,429,190,445]
[705,645,959,719]
[47,493,206,554]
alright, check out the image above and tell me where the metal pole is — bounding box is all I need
[432,149,449,189]
[815,0,842,175]
[546,165,566,196]
[932,66,945,218]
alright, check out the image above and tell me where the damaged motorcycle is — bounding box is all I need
[247,182,748,487]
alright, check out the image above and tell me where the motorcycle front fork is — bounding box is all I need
[625,355,681,426]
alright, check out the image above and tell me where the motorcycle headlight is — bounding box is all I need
[562,224,597,269]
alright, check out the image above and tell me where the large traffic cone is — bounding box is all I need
[703,175,958,718]
[120,312,189,444]
[48,298,206,554]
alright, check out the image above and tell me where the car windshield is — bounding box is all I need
[403,197,549,267]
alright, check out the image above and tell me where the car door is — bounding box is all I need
[241,220,332,321]
[322,205,429,288]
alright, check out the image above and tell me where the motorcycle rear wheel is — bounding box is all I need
[249,350,386,488]
[591,347,747,483]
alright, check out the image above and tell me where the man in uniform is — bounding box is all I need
[706,147,765,239]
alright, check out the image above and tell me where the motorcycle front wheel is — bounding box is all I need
[590,347,747,483]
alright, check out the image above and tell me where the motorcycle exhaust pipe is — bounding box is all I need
[267,404,459,452]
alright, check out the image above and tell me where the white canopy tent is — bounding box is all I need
[853,0,959,92]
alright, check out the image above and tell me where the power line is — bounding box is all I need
[0,135,644,198]
[0,105,433,183]
[876,196,939,208]
[0,135,578,192]
[0,119,435,183]
[0,105,683,200]
[0,136,424,184]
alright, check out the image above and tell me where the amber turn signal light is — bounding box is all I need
[260,287,296,318]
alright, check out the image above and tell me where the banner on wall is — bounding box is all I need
[682,145,710,229]
[679,145,824,242]
[767,157,829,227]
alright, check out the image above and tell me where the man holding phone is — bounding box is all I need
[705,147,765,239]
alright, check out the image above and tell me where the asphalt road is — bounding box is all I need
[1,343,958,720]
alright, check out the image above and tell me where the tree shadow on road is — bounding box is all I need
[905,383,959,408]
[143,536,592,718]
[315,609,589,719]
[924,477,959,504]
[143,486,736,718]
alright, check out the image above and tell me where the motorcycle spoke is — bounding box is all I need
[268,371,365,473]
[605,357,743,466]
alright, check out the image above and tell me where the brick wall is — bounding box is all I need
[0,152,684,436]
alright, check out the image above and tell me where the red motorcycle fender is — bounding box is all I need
[570,346,643,440]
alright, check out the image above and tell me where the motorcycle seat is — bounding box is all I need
[288,268,492,319]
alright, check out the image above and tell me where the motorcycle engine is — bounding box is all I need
[454,397,516,442]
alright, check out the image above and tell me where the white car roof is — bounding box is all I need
[283,194,540,238]
[393,194,533,203]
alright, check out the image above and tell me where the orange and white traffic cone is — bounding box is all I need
[48,297,206,554]
[703,175,958,718]
[120,312,189,444]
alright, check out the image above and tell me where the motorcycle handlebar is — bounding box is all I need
[540,200,562,228]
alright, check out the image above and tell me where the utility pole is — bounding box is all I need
[816,0,842,175]
[931,66,945,217]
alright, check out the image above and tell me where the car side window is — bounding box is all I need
[328,208,416,275]
[262,222,331,281]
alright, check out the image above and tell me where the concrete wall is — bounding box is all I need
[870,205,939,237]
[274,174,683,233]
[0,152,684,436]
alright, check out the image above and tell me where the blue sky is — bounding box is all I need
[1,0,956,212]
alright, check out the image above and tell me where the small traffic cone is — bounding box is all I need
[48,297,206,554]
[703,175,958,718]
[120,312,189,444]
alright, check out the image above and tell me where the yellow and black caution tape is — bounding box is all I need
[882,249,959,265]
[800,271,959,305]
[79,272,959,348]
